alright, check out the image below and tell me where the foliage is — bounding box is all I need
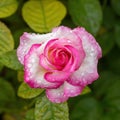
[0,0,120,120]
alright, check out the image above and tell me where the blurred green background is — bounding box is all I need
[0,0,120,120]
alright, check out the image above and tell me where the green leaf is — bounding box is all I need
[25,109,35,120]
[111,0,120,16]
[22,0,66,33]
[93,70,120,114]
[105,79,120,101]
[0,78,15,102]
[35,95,69,120]
[111,113,120,120]
[114,23,120,48]
[70,97,102,120]
[18,82,44,99]
[106,48,120,74]
[61,17,76,28]
[68,0,102,35]
[0,78,15,100]
[103,6,116,29]
[92,71,119,98]
[97,31,115,56]
[81,86,91,95]
[0,64,3,72]
[0,0,18,18]
[2,113,16,120]
[103,79,120,117]
[0,78,16,113]
[102,116,113,120]
[101,112,120,120]
[0,50,23,70]
[17,71,24,82]
[0,21,14,55]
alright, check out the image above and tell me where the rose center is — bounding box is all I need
[48,48,71,70]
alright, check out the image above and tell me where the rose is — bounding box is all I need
[17,26,102,103]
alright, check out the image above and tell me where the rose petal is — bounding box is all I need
[52,26,83,51]
[46,84,68,103]
[73,27,102,59]
[17,32,53,64]
[44,71,71,83]
[42,38,85,80]
[46,81,83,103]
[64,82,83,97]
[24,44,61,88]
[67,27,102,86]
[63,45,85,71]
[43,38,85,83]
[39,54,56,71]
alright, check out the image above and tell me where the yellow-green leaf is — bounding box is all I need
[0,0,18,18]
[17,71,24,82]
[0,21,14,55]
[22,0,66,33]
[0,50,23,70]
[81,86,91,95]
[25,109,35,120]
[18,82,44,99]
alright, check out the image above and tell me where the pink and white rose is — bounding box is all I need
[17,26,102,103]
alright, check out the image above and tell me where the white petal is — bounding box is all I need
[17,32,53,64]
[24,44,61,88]
[68,27,102,86]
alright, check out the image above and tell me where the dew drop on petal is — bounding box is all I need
[27,63,32,68]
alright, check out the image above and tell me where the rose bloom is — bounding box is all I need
[17,26,102,103]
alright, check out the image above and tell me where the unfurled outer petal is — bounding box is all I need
[52,26,83,51]
[46,81,83,103]
[64,82,83,97]
[46,85,68,103]
[17,32,53,64]
[67,27,102,86]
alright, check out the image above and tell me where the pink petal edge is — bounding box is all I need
[24,44,62,89]
[17,32,53,64]
[67,27,102,86]
[46,81,83,103]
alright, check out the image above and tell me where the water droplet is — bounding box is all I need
[81,72,84,76]
[55,99,60,103]
[70,90,74,93]
[58,93,61,96]
[31,58,35,63]
[91,47,95,53]
[28,63,32,68]
[90,53,94,56]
